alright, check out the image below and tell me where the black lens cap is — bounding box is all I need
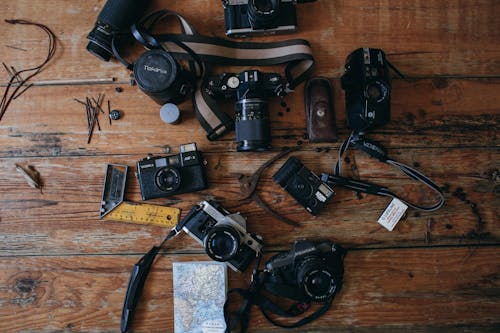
[134,49,178,93]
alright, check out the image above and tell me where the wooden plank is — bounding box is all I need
[0,247,499,332]
[0,1,499,82]
[0,78,498,158]
[0,148,497,255]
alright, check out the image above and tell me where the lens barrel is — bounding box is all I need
[248,0,280,29]
[204,226,240,262]
[235,98,271,152]
[297,257,337,301]
[86,0,152,61]
[155,167,181,193]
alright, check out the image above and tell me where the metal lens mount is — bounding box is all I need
[155,167,181,193]
[204,225,240,262]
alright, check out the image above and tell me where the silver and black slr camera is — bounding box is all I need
[182,201,263,272]
[273,156,335,216]
[265,240,345,302]
[136,143,208,200]
[223,0,316,37]
[341,48,392,132]
[205,70,285,152]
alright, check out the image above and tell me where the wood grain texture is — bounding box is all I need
[0,148,498,255]
[0,0,499,332]
[0,248,499,332]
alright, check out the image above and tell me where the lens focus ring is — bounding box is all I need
[204,226,240,262]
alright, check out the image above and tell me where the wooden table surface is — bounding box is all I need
[1,1,499,332]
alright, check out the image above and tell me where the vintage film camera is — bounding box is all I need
[205,70,285,152]
[136,143,208,200]
[182,200,263,272]
[265,240,345,302]
[86,0,151,61]
[223,0,316,37]
[273,156,335,215]
[341,48,392,132]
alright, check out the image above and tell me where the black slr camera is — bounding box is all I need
[265,240,345,302]
[341,48,392,132]
[205,70,285,152]
[182,200,263,272]
[223,0,316,37]
[137,143,208,200]
[86,0,151,61]
[273,157,335,216]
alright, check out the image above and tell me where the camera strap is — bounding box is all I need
[323,131,445,211]
[224,257,335,333]
[156,33,315,140]
[113,10,315,140]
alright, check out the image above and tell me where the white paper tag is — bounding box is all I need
[377,198,408,231]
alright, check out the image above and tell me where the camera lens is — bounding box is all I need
[86,0,151,62]
[297,257,337,302]
[364,81,389,103]
[235,98,271,152]
[155,167,181,193]
[86,31,113,62]
[289,176,313,200]
[248,0,280,29]
[204,226,240,262]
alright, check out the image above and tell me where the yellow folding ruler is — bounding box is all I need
[99,164,180,227]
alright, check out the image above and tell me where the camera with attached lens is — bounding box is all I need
[182,200,263,272]
[136,143,208,200]
[86,0,151,62]
[223,0,315,37]
[341,48,392,132]
[205,70,285,152]
[273,156,335,215]
[265,240,345,302]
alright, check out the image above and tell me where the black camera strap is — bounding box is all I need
[324,131,445,212]
[224,257,335,333]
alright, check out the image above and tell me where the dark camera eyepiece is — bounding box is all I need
[86,0,151,62]
[248,0,280,29]
[204,226,241,262]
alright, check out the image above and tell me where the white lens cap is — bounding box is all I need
[160,103,181,124]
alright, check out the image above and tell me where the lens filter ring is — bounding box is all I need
[155,167,181,193]
[364,80,389,103]
[204,226,240,262]
[297,257,337,302]
[248,0,280,29]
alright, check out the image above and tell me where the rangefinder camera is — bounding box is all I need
[223,0,310,37]
[136,143,208,200]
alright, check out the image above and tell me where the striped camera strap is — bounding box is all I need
[132,10,315,140]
